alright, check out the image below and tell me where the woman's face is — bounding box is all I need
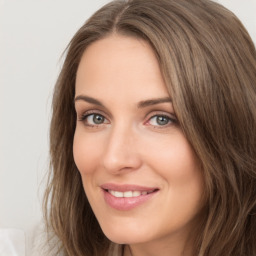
[73,35,204,251]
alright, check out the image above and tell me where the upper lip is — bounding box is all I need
[101,183,159,192]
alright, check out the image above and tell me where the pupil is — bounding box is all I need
[93,115,104,124]
[157,116,168,125]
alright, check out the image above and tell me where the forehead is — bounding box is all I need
[75,35,169,101]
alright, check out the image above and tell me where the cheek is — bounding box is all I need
[147,131,199,178]
[148,131,204,200]
[73,130,102,175]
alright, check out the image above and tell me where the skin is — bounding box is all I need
[73,35,205,256]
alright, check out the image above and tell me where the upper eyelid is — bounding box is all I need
[78,112,110,127]
[145,111,178,127]
[75,104,112,120]
[147,115,175,124]
[76,108,176,123]
[86,113,109,123]
[77,109,110,120]
[148,115,174,123]
[75,100,174,115]
[145,110,176,120]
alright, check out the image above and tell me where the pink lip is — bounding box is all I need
[101,183,159,211]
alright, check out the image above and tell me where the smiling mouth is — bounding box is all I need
[106,189,158,198]
[101,184,159,210]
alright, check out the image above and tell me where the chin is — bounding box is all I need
[100,223,153,245]
[106,233,145,245]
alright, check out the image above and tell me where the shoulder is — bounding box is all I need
[27,222,65,256]
[27,223,123,256]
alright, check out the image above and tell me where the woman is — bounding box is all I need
[42,0,256,255]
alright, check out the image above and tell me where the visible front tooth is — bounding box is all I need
[123,191,133,197]
[109,190,124,197]
[109,190,152,198]
[109,190,115,196]
[132,191,141,197]
[114,191,124,197]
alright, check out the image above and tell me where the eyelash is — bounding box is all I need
[145,114,177,128]
[78,111,177,128]
[78,110,109,127]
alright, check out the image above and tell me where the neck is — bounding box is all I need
[123,237,194,256]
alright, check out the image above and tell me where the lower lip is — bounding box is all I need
[102,190,158,211]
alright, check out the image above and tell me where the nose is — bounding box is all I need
[102,124,142,174]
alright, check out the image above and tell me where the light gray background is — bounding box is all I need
[1,0,255,236]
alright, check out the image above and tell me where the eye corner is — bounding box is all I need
[77,111,110,129]
[145,112,178,129]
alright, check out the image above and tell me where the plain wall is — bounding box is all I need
[1,0,255,236]
[0,0,111,233]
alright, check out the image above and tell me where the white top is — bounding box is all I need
[29,223,123,256]
[0,228,25,256]
[0,223,123,256]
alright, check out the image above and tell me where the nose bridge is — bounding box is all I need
[102,122,141,173]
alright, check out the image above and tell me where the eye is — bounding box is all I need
[80,113,109,126]
[147,115,174,126]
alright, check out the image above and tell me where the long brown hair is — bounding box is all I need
[44,0,256,255]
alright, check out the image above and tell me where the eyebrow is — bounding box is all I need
[74,95,172,108]
[137,97,172,108]
[74,95,104,107]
